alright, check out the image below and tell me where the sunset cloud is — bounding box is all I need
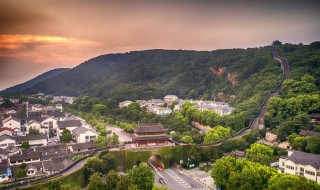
[0,0,319,90]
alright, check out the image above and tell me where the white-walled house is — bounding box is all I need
[0,135,16,149]
[0,127,14,136]
[26,120,43,134]
[72,127,98,143]
[9,151,41,165]
[26,117,58,135]
[13,134,48,147]
[147,106,172,116]
[278,150,320,184]
[2,116,20,130]
[57,120,82,135]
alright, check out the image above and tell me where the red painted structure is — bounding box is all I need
[132,123,169,147]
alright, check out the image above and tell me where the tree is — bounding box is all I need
[28,127,40,135]
[14,168,27,179]
[85,157,105,173]
[92,104,108,115]
[127,102,141,110]
[21,141,30,149]
[105,170,119,190]
[116,175,135,190]
[61,129,72,143]
[287,133,299,145]
[128,163,155,190]
[227,162,277,190]
[181,135,194,144]
[86,173,106,190]
[220,138,248,153]
[246,143,274,165]
[306,136,320,154]
[268,173,320,190]
[110,132,119,145]
[211,156,239,189]
[204,126,231,143]
[152,185,169,190]
[96,135,109,148]
[101,154,117,173]
[246,143,274,157]
[291,136,308,151]
[60,184,81,190]
[211,156,278,190]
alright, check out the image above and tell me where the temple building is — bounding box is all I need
[132,123,170,147]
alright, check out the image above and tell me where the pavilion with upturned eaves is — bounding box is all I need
[132,123,170,147]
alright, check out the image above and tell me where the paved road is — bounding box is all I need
[153,168,207,190]
[106,125,132,142]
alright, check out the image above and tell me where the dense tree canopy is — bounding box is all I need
[211,156,320,190]
[203,126,231,143]
[128,163,155,190]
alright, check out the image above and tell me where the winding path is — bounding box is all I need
[197,44,291,147]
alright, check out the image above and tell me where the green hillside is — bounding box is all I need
[26,47,280,103]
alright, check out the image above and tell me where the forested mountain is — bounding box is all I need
[25,48,280,101]
[266,41,320,145]
[21,47,284,127]
[1,68,70,93]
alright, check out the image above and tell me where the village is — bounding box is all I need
[1,93,320,188]
[0,93,236,185]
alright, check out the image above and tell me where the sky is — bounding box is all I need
[0,0,319,91]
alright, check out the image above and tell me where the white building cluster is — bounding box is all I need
[119,95,235,117]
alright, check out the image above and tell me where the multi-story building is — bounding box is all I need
[278,150,320,184]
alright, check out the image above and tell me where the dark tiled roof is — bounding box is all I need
[288,150,320,169]
[70,142,97,150]
[309,113,320,118]
[0,134,15,142]
[134,123,166,133]
[41,152,71,161]
[43,112,66,118]
[72,127,97,135]
[58,120,82,129]
[132,134,169,141]
[27,162,43,169]
[231,150,247,157]
[299,130,320,137]
[42,157,70,172]
[34,144,68,155]
[27,117,48,123]
[42,106,60,112]
[10,151,41,162]
[13,134,47,142]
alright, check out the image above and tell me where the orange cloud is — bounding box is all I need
[0,34,105,65]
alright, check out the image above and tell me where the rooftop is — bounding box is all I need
[0,134,15,142]
[287,150,320,169]
[9,151,40,162]
[134,123,166,133]
[299,130,320,137]
[70,142,97,150]
[13,134,47,142]
[57,120,82,129]
[72,126,97,135]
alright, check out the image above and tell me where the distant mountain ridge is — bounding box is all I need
[22,47,282,103]
[1,68,70,93]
